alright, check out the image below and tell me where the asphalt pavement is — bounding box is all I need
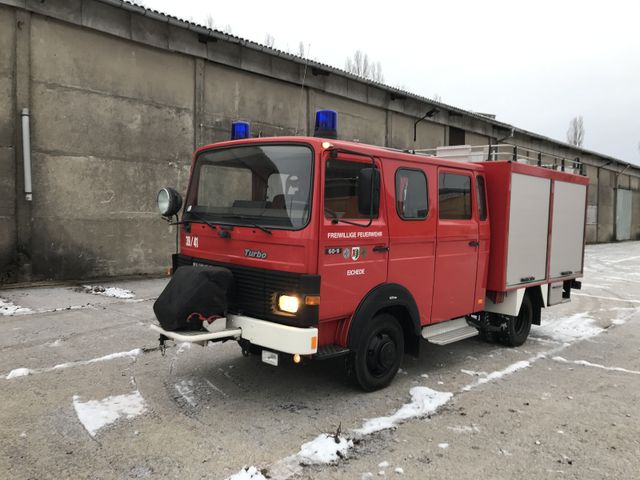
[1,242,639,480]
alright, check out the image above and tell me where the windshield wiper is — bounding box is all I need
[174,211,218,232]
[218,214,272,235]
[324,208,370,228]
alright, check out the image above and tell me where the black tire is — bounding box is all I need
[501,293,534,347]
[351,313,404,392]
[478,328,498,343]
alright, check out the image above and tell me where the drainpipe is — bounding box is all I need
[21,108,32,201]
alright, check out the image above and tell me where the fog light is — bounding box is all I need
[278,295,299,314]
[293,353,301,364]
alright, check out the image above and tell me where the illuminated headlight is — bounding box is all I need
[278,294,300,314]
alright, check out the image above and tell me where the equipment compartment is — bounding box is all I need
[483,161,588,293]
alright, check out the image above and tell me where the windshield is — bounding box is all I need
[185,144,313,229]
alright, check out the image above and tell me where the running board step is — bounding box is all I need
[315,344,350,360]
[422,318,479,346]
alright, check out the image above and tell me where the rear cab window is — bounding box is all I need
[439,172,472,220]
[396,169,428,220]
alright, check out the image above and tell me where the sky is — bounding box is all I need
[141,0,640,164]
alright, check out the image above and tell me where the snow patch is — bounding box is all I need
[354,387,453,435]
[6,368,33,379]
[4,348,142,380]
[296,433,353,465]
[533,312,603,343]
[552,356,640,375]
[462,360,531,391]
[175,380,197,407]
[0,298,32,316]
[81,285,135,299]
[226,466,267,480]
[438,443,449,449]
[53,348,142,370]
[73,390,147,437]
[447,425,479,433]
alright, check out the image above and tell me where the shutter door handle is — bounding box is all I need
[373,245,389,253]
[468,240,480,247]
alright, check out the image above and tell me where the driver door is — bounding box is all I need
[318,153,389,321]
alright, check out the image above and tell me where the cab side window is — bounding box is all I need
[396,169,428,220]
[439,173,471,220]
[324,159,378,220]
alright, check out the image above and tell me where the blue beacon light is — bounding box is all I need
[231,121,251,140]
[314,109,338,139]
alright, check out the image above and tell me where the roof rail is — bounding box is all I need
[408,144,584,175]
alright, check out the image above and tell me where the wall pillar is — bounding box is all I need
[14,9,32,281]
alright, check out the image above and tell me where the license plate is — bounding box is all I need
[261,350,278,367]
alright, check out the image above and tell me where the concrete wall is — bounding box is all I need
[1,0,640,282]
[27,15,194,279]
[0,5,16,281]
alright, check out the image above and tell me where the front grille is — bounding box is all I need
[174,255,318,327]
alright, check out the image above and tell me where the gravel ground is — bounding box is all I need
[1,242,639,480]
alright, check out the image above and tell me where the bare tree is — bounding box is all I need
[345,50,384,82]
[205,14,215,29]
[264,33,275,48]
[567,116,585,147]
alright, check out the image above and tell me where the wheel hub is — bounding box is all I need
[367,333,396,374]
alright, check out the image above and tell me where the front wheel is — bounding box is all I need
[352,313,404,391]
[501,293,535,347]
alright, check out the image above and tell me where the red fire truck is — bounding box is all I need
[152,110,588,391]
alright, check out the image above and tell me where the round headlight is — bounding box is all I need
[156,187,182,217]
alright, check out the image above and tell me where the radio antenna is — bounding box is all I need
[296,43,311,135]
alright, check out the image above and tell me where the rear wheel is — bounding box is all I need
[501,293,535,347]
[352,313,404,391]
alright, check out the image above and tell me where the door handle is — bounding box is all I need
[468,240,479,247]
[373,245,389,253]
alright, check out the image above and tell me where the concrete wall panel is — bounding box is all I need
[31,83,193,163]
[203,63,305,141]
[30,153,191,220]
[632,191,640,239]
[311,91,386,146]
[30,217,175,279]
[0,5,15,146]
[81,0,130,38]
[28,152,189,279]
[0,5,15,274]
[31,17,194,109]
[0,148,16,218]
[597,169,615,242]
[390,113,445,150]
[465,132,490,146]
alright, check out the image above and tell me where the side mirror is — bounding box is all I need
[157,187,183,217]
[358,167,380,216]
